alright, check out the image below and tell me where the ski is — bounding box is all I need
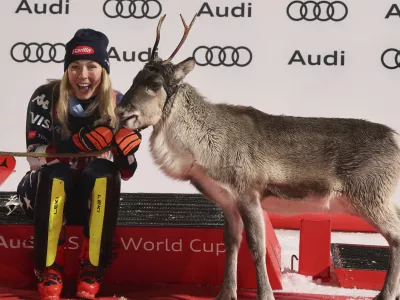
[0,155,16,186]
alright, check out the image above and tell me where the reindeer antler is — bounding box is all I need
[162,13,197,65]
[150,14,167,61]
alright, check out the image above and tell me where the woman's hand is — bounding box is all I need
[114,128,142,156]
[74,125,114,152]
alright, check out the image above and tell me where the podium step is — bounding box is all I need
[0,192,225,227]
[331,243,388,290]
[0,283,374,300]
[0,199,282,291]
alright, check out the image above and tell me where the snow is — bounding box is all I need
[274,229,388,298]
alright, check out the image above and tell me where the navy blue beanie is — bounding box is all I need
[64,28,110,74]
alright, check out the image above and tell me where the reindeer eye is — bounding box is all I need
[147,80,162,92]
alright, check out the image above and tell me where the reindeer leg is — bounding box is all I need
[215,206,243,300]
[347,174,400,300]
[237,192,274,300]
[361,202,400,300]
[189,167,243,300]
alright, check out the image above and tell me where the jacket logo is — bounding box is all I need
[30,112,51,131]
[31,94,49,110]
[27,130,36,139]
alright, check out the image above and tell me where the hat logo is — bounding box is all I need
[72,46,95,55]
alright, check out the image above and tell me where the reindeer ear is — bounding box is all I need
[173,57,196,82]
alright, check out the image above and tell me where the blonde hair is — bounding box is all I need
[49,68,117,139]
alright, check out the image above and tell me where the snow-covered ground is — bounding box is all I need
[275,229,388,298]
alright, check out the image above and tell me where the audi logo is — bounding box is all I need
[287,1,348,22]
[381,48,400,69]
[103,0,162,19]
[193,46,252,67]
[10,42,65,63]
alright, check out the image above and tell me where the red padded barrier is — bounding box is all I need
[268,213,376,233]
[0,211,282,291]
[335,268,386,291]
[0,284,375,300]
[298,219,331,281]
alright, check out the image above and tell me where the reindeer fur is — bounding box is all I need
[114,17,400,300]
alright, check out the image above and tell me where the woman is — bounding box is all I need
[16,28,141,300]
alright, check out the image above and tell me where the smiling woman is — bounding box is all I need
[67,60,103,99]
[14,28,143,300]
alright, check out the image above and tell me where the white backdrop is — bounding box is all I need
[1,0,400,202]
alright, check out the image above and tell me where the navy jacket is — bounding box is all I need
[25,81,137,180]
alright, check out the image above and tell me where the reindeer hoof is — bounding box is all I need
[373,291,400,300]
[256,293,275,300]
[215,290,237,300]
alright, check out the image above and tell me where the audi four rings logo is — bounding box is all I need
[381,49,400,69]
[10,42,65,63]
[103,0,162,19]
[287,1,348,21]
[193,46,252,67]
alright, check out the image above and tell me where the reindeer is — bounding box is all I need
[114,14,400,300]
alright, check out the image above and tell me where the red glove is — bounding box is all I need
[115,128,142,156]
[57,125,114,153]
[74,125,114,152]
[27,125,115,171]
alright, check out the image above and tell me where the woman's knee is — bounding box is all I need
[83,158,120,178]
[16,163,74,220]
[16,170,40,220]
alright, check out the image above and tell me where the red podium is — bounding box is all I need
[0,211,282,290]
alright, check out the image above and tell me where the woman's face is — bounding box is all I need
[67,60,103,100]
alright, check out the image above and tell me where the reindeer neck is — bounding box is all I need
[160,83,213,136]
[163,83,204,116]
[161,84,179,119]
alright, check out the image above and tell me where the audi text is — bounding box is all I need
[0,235,79,249]
[15,0,70,14]
[385,4,400,19]
[108,47,156,62]
[197,2,252,18]
[288,50,345,66]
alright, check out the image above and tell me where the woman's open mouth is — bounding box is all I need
[77,83,91,92]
